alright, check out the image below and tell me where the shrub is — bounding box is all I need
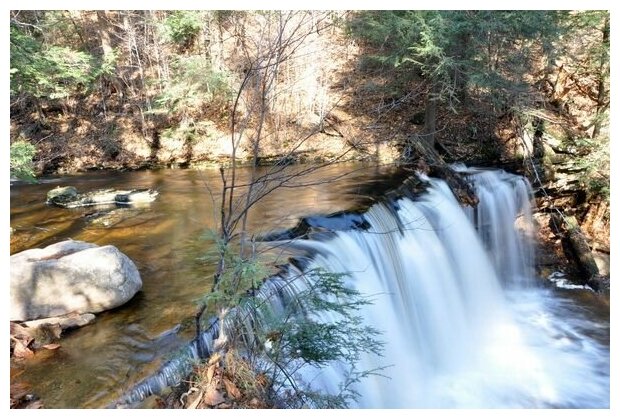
[162,11,202,50]
[10,139,37,182]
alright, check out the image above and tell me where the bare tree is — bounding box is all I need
[213,11,352,256]
[194,10,361,330]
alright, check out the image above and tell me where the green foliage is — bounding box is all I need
[561,10,609,69]
[347,11,563,109]
[199,229,269,312]
[162,11,202,48]
[236,269,385,408]
[10,139,37,182]
[99,48,119,77]
[10,25,98,99]
[573,132,610,199]
[154,55,232,117]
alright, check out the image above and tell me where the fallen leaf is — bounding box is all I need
[208,352,221,365]
[203,388,225,407]
[25,400,44,409]
[10,323,33,348]
[10,383,30,407]
[42,343,61,350]
[249,397,267,408]
[187,391,203,409]
[13,341,34,359]
[206,364,216,384]
[222,377,241,400]
[10,322,32,339]
[10,382,42,409]
[256,373,268,388]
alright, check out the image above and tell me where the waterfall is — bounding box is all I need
[279,169,608,408]
[115,168,609,408]
[458,167,536,287]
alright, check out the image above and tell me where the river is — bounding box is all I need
[10,163,410,408]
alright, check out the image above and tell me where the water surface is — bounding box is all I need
[10,163,408,408]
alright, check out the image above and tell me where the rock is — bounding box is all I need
[549,214,601,288]
[592,251,609,276]
[588,274,610,294]
[115,189,159,205]
[23,312,96,332]
[10,240,142,321]
[430,165,479,206]
[87,208,142,228]
[47,187,159,208]
[9,313,96,355]
[46,186,78,206]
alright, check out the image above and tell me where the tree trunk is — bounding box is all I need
[552,214,600,285]
[423,83,439,149]
[453,23,471,106]
[95,11,114,56]
[592,14,609,139]
[532,117,545,159]
[94,11,123,103]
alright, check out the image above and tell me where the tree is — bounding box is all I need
[549,11,610,201]
[347,11,564,150]
[10,24,97,105]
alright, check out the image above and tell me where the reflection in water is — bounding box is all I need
[9,163,406,408]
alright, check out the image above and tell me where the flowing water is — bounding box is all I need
[279,168,610,408]
[10,164,610,408]
[9,163,407,408]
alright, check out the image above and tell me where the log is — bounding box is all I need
[563,216,600,277]
[428,165,479,207]
[555,215,602,290]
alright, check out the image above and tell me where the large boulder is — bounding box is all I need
[10,240,142,321]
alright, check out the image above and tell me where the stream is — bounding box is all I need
[9,163,409,408]
[9,163,610,408]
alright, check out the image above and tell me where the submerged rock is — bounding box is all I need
[46,186,158,208]
[10,239,142,321]
[46,186,78,206]
[86,208,143,228]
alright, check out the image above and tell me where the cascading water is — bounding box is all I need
[115,168,609,408]
[459,167,536,287]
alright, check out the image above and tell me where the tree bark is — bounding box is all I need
[453,21,471,106]
[423,83,439,149]
[592,14,609,139]
[552,214,600,284]
[94,11,124,104]
[95,11,114,57]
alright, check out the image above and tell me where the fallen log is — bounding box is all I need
[551,213,603,291]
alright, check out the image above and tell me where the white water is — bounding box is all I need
[285,169,609,408]
[116,168,609,408]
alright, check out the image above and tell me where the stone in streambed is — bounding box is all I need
[10,239,142,321]
[46,186,159,208]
